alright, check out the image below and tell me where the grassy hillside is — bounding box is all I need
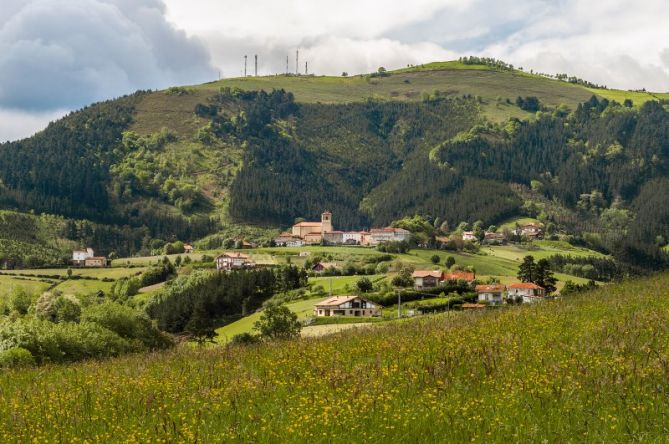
[2,272,669,442]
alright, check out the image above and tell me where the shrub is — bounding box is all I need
[9,288,32,315]
[230,332,260,346]
[0,318,140,364]
[0,347,35,368]
[82,302,172,350]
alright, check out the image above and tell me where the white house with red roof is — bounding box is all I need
[313,296,381,317]
[475,284,506,305]
[216,252,256,271]
[507,282,546,303]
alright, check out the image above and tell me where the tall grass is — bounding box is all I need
[2,273,669,442]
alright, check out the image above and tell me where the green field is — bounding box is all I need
[3,273,669,442]
[0,275,53,301]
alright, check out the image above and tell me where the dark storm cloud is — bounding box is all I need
[0,0,216,111]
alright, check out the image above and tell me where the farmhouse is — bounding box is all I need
[462,231,477,242]
[443,271,476,284]
[216,252,256,271]
[475,284,506,305]
[412,270,444,289]
[274,232,305,247]
[184,244,194,254]
[513,223,544,240]
[73,248,107,267]
[507,282,546,303]
[483,232,505,244]
[313,296,381,317]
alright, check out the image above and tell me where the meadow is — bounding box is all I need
[2,273,669,442]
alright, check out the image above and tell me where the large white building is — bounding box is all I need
[367,227,411,245]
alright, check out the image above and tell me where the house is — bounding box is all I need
[443,271,476,284]
[475,284,506,306]
[241,241,257,249]
[367,227,411,246]
[462,231,477,242]
[342,231,366,245]
[411,270,444,289]
[216,252,255,271]
[274,232,305,247]
[507,282,546,303]
[291,211,333,244]
[483,232,505,245]
[84,256,107,268]
[184,244,194,254]
[72,248,95,267]
[314,296,381,317]
[512,223,544,240]
[312,262,338,273]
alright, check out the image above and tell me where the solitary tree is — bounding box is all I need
[445,256,456,269]
[430,255,441,265]
[254,303,301,340]
[517,255,537,283]
[535,259,558,294]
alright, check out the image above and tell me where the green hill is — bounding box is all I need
[2,272,669,442]
[0,60,667,267]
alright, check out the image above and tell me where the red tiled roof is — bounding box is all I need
[315,296,360,307]
[444,271,475,281]
[475,284,506,292]
[508,282,544,289]
[462,303,486,309]
[293,222,322,227]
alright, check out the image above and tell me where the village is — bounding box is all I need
[68,210,562,328]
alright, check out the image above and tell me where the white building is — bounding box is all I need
[216,252,256,271]
[313,296,381,317]
[507,283,546,303]
[475,284,506,306]
[73,248,95,266]
[367,227,411,245]
[462,231,477,242]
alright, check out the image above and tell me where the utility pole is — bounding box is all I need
[286,55,289,74]
[296,49,299,75]
[305,61,308,75]
[244,55,247,77]
[254,54,258,76]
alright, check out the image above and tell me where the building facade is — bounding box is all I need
[314,296,381,317]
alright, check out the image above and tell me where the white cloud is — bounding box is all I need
[0,108,67,143]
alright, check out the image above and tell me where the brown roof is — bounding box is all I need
[412,270,443,279]
[508,282,544,290]
[462,303,486,309]
[475,284,506,293]
[315,296,369,307]
[444,271,476,282]
[293,222,322,227]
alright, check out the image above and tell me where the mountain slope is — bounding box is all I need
[0,61,667,264]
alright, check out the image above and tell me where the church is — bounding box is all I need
[291,211,333,244]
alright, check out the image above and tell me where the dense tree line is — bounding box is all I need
[145,266,307,333]
[547,255,628,282]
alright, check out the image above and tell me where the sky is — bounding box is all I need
[1,0,669,141]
